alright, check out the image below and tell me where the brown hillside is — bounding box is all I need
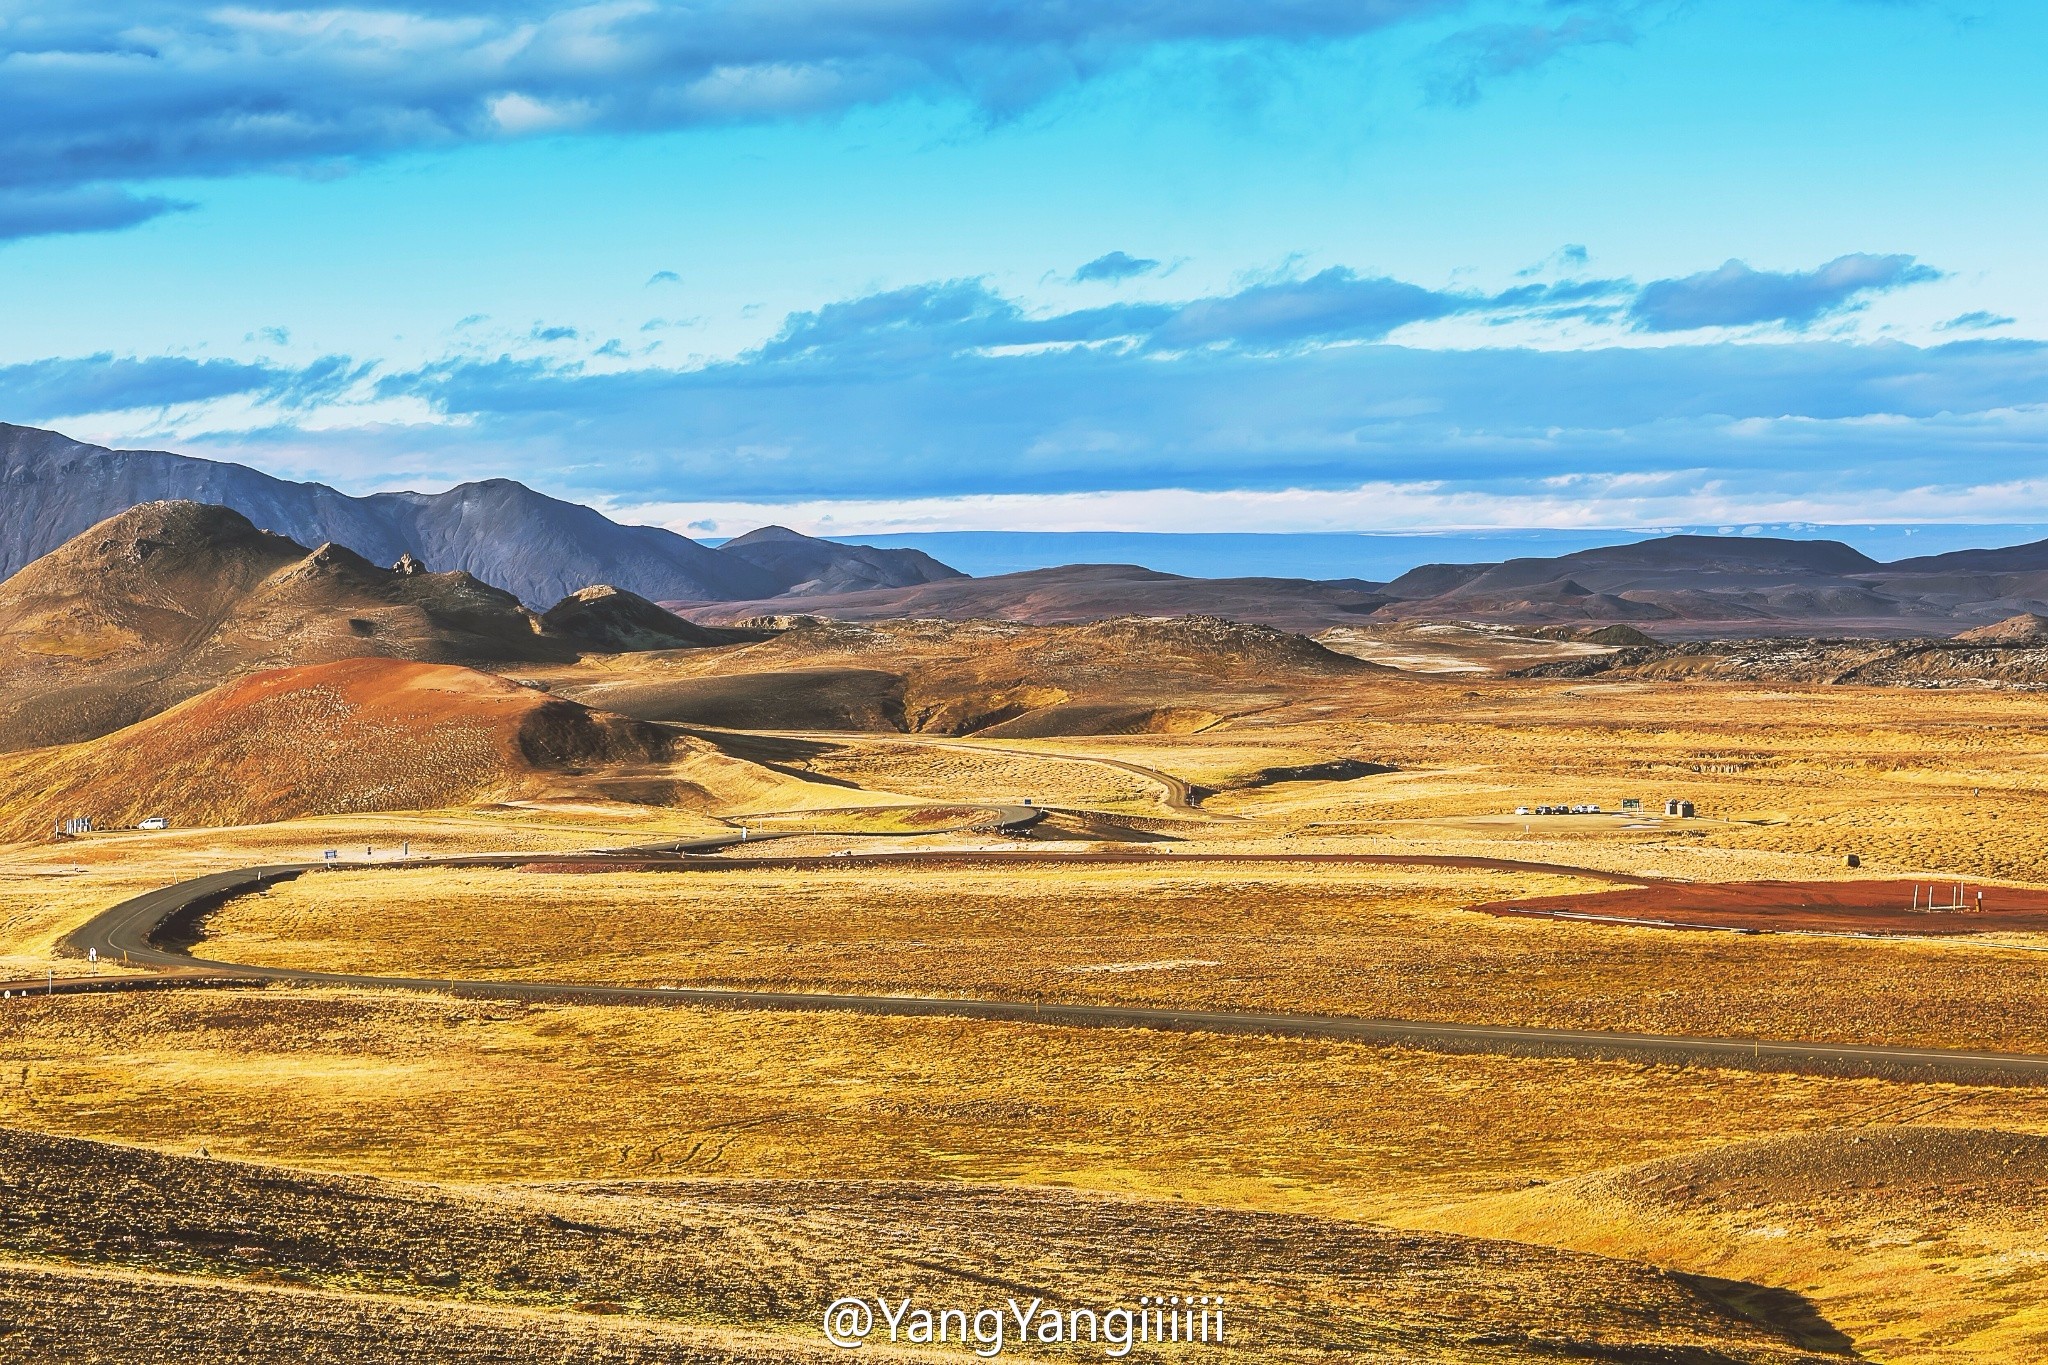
[0,501,575,751]
[0,658,673,837]
[0,1126,1838,1365]
[672,562,1393,632]
[547,615,1385,736]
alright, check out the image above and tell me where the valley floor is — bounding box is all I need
[7,670,2048,1361]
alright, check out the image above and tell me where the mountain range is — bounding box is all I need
[0,423,957,606]
[678,533,2048,637]
[19,422,2048,636]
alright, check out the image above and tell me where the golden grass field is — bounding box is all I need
[210,858,2048,1052]
[12,665,2048,1360]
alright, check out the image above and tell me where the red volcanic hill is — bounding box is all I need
[0,500,723,751]
[0,658,676,838]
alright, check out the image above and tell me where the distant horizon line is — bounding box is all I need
[765,524,2048,583]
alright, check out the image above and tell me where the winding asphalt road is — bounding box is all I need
[33,841,2048,1086]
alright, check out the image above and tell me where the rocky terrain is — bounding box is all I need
[1515,617,2048,688]
[0,1125,1842,1364]
[539,586,730,652]
[25,422,2048,637]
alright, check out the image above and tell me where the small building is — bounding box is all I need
[1664,799,1696,818]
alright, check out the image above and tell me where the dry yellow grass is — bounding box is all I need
[783,742,1161,813]
[2,986,2040,1223]
[0,809,735,970]
[1410,1126,2048,1363]
[15,669,2048,1360]
[1178,679,2048,883]
[209,860,2048,1052]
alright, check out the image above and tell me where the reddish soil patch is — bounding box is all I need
[1477,879,2048,936]
[515,860,677,874]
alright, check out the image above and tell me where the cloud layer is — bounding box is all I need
[15,249,2030,530]
[0,4,1458,197]
[0,353,363,423]
[0,1,1661,240]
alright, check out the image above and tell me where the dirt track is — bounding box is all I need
[702,726,1208,813]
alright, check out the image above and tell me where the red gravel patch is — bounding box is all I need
[515,860,675,874]
[1476,879,2048,936]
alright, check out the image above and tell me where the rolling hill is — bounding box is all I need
[543,613,1386,738]
[672,563,1394,633]
[0,1125,1844,1365]
[0,501,761,751]
[0,655,855,835]
[0,658,677,837]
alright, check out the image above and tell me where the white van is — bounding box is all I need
[137,816,169,831]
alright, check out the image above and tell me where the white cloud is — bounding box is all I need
[617,469,2048,539]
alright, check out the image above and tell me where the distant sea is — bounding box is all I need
[821,526,2048,583]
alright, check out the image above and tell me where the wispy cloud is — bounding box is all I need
[1940,310,2017,332]
[1629,253,1942,332]
[1071,251,1161,284]
[0,352,366,421]
[0,186,190,242]
[742,267,1641,366]
[625,472,2048,540]
[1427,10,1638,105]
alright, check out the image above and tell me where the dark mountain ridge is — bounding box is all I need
[0,424,958,607]
[19,422,2048,636]
[676,533,2048,637]
[717,525,964,595]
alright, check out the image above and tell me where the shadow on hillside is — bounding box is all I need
[1674,1270,1862,1358]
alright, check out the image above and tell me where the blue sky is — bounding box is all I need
[2,0,2044,536]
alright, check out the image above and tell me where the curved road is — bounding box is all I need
[694,726,1206,814]
[38,847,2048,1086]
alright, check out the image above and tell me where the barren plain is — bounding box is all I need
[9,582,2048,1360]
